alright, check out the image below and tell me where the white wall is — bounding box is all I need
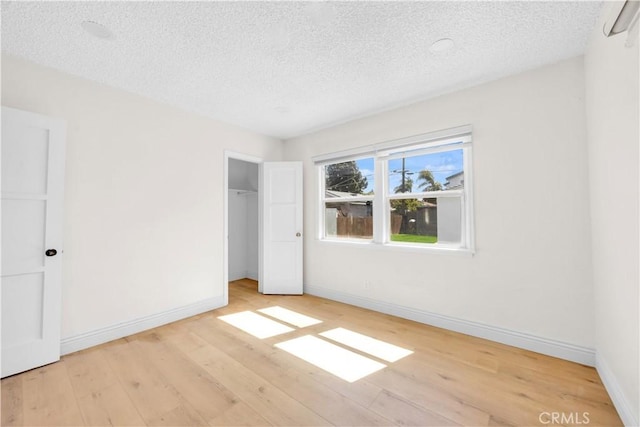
[227,191,259,282]
[1,54,282,349]
[246,192,259,280]
[584,7,639,425]
[228,158,259,192]
[228,191,249,281]
[284,57,595,362]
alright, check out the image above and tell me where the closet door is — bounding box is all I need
[261,162,303,295]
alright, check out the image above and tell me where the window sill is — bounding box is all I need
[317,238,475,257]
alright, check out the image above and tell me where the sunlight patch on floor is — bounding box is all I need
[275,335,386,383]
[218,311,294,339]
[258,306,322,328]
[320,327,414,362]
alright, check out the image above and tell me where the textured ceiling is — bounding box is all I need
[1,1,602,139]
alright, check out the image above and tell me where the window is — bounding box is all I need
[316,126,473,252]
[322,157,374,240]
[387,148,465,246]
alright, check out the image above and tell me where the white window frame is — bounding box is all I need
[318,154,375,241]
[314,125,475,254]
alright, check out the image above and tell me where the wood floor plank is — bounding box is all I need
[100,338,208,426]
[21,362,85,426]
[369,389,460,426]
[488,414,516,426]
[131,329,248,423]
[207,399,273,427]
[184,335,332,426]
[497,357,611,402]
[75,383,147,426]
[269,370,394,426]
[379,349,551,426]
[64,346,121,398]
[146,403,210,427]
[368,367,492,426]
[150,327,273,427]
[1,375,24,426]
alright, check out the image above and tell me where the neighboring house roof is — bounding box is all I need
[445,171,464,190]
[445,171,464,180]
[325,189,360,198]
[420,201,437,208]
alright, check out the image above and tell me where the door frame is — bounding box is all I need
[223,150,263,304]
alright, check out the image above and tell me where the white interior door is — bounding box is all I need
[1,106,66,378]
[260,162,303,295]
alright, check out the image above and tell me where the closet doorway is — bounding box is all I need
[224,152,262,302]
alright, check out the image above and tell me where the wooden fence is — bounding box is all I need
[334,211,436,238]
[336,216,373,238]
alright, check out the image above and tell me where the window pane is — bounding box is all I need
[389,197,461,244]
[388,149,463,194]
[325,158,374,197]
[325,201,373,240]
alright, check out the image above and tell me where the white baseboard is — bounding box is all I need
[229,270,248,282]
[304,285,595,366]
[60,296,225,355]
[596,353,638,426]
[229,270,258,282]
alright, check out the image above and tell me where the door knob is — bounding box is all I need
[296,232,301,237]
[45,249,58,257]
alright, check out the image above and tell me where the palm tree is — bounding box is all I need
[417,170,442,191]
[393,177,413,193]
[391,177,420,234]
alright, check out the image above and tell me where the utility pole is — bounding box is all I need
[401,157,406,193]
[390,158,413,235]
[392,159,412,193]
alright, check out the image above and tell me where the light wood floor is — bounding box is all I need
[1,279,622,426]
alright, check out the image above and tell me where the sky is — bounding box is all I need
[355,148,463,193]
